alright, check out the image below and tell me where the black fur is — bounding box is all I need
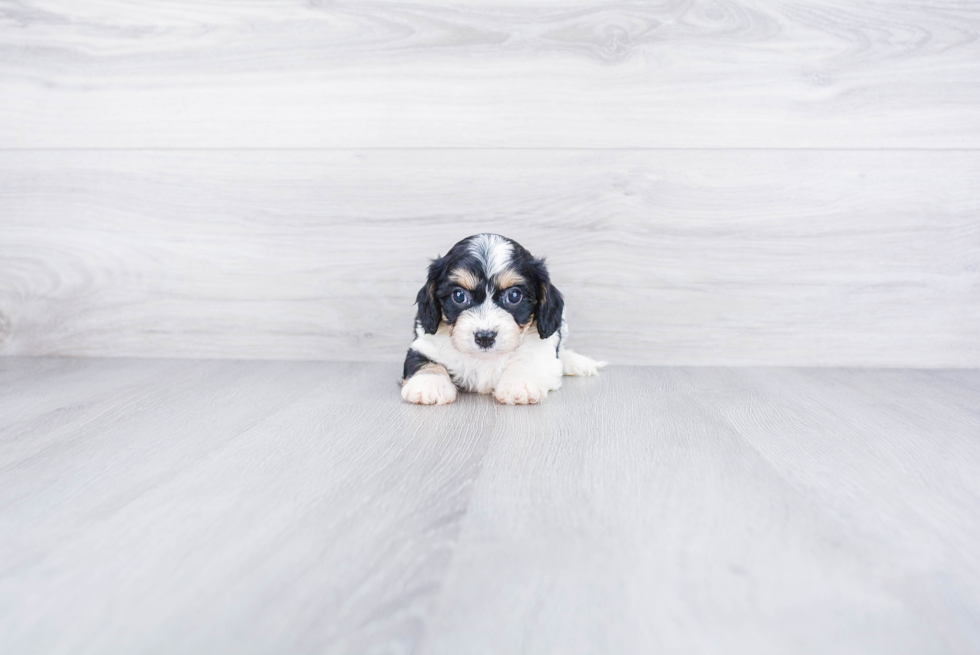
[414,257,447,334]
[527,256,564,339]
[402,348,433,381]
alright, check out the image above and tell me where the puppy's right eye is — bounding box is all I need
[451,289,469,305]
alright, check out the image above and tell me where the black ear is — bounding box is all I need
[530,258,564,339]
[415,256,446,334]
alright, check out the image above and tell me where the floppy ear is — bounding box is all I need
[531,258,564,339]
[415,256,445,334]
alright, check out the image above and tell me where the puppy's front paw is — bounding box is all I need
[493,379,548,405]
[401,372,458,405]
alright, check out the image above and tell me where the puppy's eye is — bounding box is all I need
[504,288,523,304]
[451,289,469,305]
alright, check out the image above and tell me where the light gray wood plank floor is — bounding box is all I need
[1,358,978,654]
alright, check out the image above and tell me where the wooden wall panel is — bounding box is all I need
[0,1,978,148]
[2,150,977,366]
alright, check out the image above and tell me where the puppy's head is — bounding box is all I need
[415,234,564,357]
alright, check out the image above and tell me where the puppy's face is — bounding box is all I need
[442,264,534,358]
[415,234,564,357]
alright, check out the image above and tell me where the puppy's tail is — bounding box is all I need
[560,349,607,377]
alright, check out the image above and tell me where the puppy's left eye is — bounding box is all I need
[503,288,523,304]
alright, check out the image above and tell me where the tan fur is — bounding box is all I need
[400,362,450,385]
[497,269,526,289]
[449,268,479,290]
[418,362,449,376]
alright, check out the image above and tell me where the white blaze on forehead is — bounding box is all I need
[472,296,498,320]
[468,233,512,279]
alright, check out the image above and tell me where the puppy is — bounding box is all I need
[401,234,605,405]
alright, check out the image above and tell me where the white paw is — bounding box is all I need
[493,379,548,405]
[402,373,458,405]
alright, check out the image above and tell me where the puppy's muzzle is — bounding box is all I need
[474,330,497,349]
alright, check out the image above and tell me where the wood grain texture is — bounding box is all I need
[0,357,495,654]
[2,149,978,366]
[1,0,979,148]
[2,358,979,653]
[419,365,980,655]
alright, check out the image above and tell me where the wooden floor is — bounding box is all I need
[1,358,978,653]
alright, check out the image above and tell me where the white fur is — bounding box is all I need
[561,348,607,377]
[400,368,458,405]
[467,234,511,279]
[491,337,562,404]
[408,315,603,405]
[451,298,525,358]
[411,321,534,395]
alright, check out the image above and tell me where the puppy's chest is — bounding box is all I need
[445,355,512,394]
[410,329,510,393]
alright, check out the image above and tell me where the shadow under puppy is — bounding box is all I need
[402,233,605,405]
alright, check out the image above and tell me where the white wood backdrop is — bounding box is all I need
[1,1,978,366]
[2,0,979,148]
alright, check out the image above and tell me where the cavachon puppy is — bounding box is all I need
[401,234,605,405]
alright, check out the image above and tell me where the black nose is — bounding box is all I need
[474,330,497,349]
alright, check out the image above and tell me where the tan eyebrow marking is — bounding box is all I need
[449,268,480,290]
[497,269,526,289]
